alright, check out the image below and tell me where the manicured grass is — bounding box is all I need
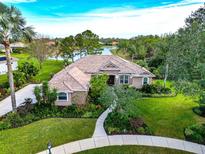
[0,118,96,154]
[77,145,191,154]
[0,75,7,85]
[135,95,205,139]
[0,53,30,60]
[0,53,64,84]
[34,60,64,82]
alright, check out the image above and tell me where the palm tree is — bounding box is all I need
[0,3,35,111]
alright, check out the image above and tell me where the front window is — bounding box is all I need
[119,75,129,84]
[57,92,68,101]
[143,77,148,85]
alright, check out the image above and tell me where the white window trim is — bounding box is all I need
[142,77,149,85]
[57,91,69,102]
[119,74,130,84]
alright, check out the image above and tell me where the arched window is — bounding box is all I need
[143,77,149,85]
[58,92,68,101]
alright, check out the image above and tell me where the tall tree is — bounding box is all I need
[0,3,35,111]
[81,30,102,55]
[60,35,76,63]
[29,37,52,68]
[75,33,84,57]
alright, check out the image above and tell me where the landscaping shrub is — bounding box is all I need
[141,84,157,94]
[197,92,205,117]
[4,112,23,128]
[184,123,205,144]
[89,74,108,104]
[141,84,172,95]
[17,98,33,116]
[18,61,39,81]
[105,112,152,135]
[34,81,57,107]
[0,102,104,130]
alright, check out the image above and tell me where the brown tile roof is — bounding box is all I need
[49,67,90,92]
[49,55,155,92]
[68,55,155,77]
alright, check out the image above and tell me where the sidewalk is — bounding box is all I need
[38,135,205,154]
[0,84,39,117]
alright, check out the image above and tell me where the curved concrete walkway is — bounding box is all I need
[37,104,205,154]
[92,107,112,137]
[38,135,205,154]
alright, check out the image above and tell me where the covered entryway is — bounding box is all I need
[107,75,115,86]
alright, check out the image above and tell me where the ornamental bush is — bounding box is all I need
[89,74,108,104]
[184,123,205,144]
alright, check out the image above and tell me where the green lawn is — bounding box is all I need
[77,146,191,154]
[34,60,64,82]
[135,95,205,139]
[0,118,96,154]
[0,53,64,84]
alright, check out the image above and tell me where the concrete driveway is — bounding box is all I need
[0,84,39,117]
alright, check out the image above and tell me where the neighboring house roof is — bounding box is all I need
[10,42,27,48]
[68,55,155,77]
[0,56,18,64]
[49,67,91,92]
[0,42,26,49]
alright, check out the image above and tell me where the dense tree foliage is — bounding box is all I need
[115,35,168,78]
[59,30,102,63]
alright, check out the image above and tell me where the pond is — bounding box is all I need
[49,46,115,61]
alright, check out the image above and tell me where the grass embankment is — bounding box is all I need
[136,95,205,139]
[0,118,96,154]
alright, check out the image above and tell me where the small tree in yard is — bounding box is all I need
[29,39,51,68]
[18,62,39,80]
[13,61,39,88]
[114,86,141,118]
[89,74,108,104]
[34,81,57,107]
[100,85,141,118]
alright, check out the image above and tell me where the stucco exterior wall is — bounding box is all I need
[131,77,152,89]
[131,77,143,89]
[55,92,72,106]
[71,91,88,105]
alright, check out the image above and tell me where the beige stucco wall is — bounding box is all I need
[55,91,88,106]
[131,77,143,89]
[131,77,152,89]
[71,91,88,105]
[55,93,72,106]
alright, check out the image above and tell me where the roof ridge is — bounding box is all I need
[111,56,139,73]
[66,71,87,90]
[63,81,73,92]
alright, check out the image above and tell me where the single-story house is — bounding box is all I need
[0,42,27,53]
[49,55,155,106]
[0,57,18,75]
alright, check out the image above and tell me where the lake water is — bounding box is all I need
[49,46,115,61]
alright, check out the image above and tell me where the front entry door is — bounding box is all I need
[107,75,115,86]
